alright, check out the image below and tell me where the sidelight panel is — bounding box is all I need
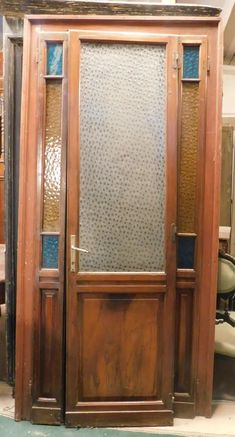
[79,42,167,272]
[42,80,62,232]
[47,42,63,76]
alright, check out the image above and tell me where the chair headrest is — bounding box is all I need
[218,257,235,294]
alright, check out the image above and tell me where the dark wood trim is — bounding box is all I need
[0,3,221,18]
[173,400,195,419]
[15,18,35,421]
[4,35,23,384]
[66,409,173,427]
[195,20,223,418]
[31,406,62,425]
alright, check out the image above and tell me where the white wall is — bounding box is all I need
[223,65,235,117]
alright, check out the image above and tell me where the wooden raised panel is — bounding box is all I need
[33,288,62,405]
[78,293,163,401]
[174,271,197,418]
[175,289,193,394]
[39,289,59,399]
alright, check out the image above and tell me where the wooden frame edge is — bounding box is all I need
[15,17,33,421]
[195,20,223,417]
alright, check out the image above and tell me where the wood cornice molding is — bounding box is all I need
[0,1,221,18]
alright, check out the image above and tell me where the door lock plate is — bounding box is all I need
[70,235,76,272]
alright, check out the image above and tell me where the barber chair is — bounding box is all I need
[213,251,235,400]
[216,252,235,327]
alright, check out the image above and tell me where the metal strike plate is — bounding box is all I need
[70,234,76,272]
[171,223,177,243]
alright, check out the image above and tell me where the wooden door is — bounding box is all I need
[66,30,178,427]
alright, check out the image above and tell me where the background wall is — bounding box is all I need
[223,65,235,118]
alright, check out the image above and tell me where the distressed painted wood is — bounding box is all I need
[0,1,221,18]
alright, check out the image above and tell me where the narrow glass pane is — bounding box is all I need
[79,43,166,272]
[47,42,63,76]
[42,81,62,232]
[177,236,195,269]
[178,83,199,233]
[42,235,59,269]
[183,46,199,79]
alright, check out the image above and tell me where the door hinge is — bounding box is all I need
[173,52,180,70]
[194,378,200,399]
[36,48,40,64]
[207,56,210,74]
[171,223,177,243]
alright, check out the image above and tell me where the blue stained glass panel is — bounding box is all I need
[177,236,195,269]
[183,46,199,79]
[42,235,59,269]
[47,43,63,76]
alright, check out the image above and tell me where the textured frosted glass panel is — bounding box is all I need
[47,43,63,75]
[42,81,62,232]
[177,236,195,269]
[178,83,199,233]
[183,46,199,79]
[42,235,59,269]
[79,43,166,272]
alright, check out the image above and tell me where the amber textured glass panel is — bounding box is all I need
[79,43,166,272]
[178,83,199,233]
[43,80,62,232]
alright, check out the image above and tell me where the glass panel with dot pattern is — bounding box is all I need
[42,80,62,232]
[47,42,63,76]
[178,83,199,233]
[79,42,166,272]
[183,46,199,79]
[42,235,59,269]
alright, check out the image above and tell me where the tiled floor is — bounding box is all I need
[0,381,235,436]
[122,402,235,436]
[0,382,14,419]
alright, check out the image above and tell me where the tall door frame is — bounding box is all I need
[15,14,222,425]
[66,29,178,427]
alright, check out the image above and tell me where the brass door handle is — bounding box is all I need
[70,235,88,272]
[71,245,89,253]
